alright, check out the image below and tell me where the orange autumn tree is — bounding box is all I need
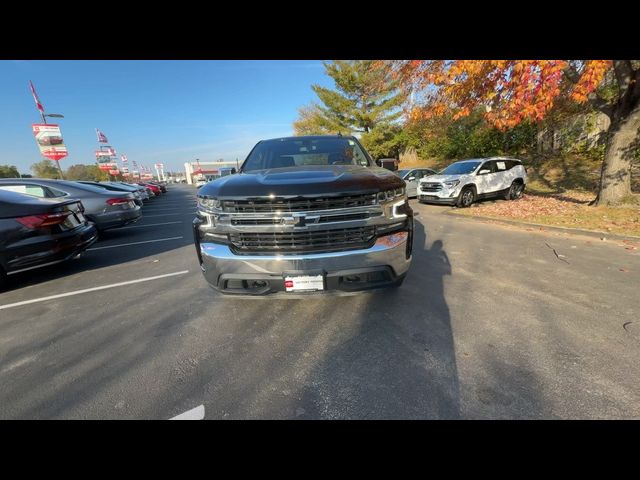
[379,60,639,205]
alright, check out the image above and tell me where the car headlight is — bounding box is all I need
[443,180,460,188]
[377,187,405,203]
[197,196,221,211]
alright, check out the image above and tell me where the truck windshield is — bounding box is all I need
[242,137,371,172]
[440,161,482,175]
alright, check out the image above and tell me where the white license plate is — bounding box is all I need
[284,275,325,292]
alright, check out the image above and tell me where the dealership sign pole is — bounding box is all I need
[30,81,67,179]
[95,129,119,181]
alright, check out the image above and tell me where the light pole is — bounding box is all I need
[42,113,66,180]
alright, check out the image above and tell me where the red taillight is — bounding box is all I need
[106,198,130,205]
[17,212,71,229]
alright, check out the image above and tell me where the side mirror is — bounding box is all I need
[478,169,490,175]
[231,168,237,174]
[407,176,416,182]
[378,158,398,171]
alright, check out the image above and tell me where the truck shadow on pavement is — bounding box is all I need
[295,220,461,419]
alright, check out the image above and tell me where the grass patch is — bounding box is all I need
[455,194,640,237]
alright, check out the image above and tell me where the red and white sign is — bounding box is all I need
[32,124,68,161]
[108,169,119,175]
[96,150,112,158]
[99,162,118,171]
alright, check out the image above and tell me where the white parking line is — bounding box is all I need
[170,404,205,420]
[88,236,183,250]
[0,270,190,311]
[118,221,183,229]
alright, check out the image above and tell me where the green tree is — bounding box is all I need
[294,60,404,138]
[0,165,20,178]
[292,104,338,135]
[360,123,406,159]
[31,159,61,179]
[65,164,109,181]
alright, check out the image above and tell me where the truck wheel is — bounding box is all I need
[457,187,475,208]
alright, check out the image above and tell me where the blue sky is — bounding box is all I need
[0,60,331,174]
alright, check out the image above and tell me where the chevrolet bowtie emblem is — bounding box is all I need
[283,213,315,228]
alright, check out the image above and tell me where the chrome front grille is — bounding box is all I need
[231,218,283,226]
[222,193,377,213]
[229,226,376,254]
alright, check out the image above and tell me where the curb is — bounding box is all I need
[443,209,640,242]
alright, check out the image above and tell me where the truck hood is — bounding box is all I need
[198,165,405,198]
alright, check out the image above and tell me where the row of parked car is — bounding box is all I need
[0,178,168,290]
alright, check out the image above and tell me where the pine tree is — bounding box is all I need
[294,61,404,136]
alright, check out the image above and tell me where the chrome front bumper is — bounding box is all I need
[197,232,412,295]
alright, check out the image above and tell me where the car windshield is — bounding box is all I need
[242,137,371,172]
[440,161,482,175]
[396,169,411,177]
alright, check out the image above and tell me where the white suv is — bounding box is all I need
[418,157,527,208]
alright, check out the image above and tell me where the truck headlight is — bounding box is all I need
[377,187,405,203]
[443,180,460,188]
[197,196,221,211]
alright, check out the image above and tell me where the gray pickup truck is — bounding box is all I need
[193,135,414,296]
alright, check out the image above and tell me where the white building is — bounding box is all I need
[184,160,239,185]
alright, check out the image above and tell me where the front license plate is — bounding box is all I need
[284,275,325,292]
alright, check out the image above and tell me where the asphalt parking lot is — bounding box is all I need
[1,184,639,419]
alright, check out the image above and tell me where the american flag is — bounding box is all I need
[96,129,108,143]
[29,80,45,115]
[121,154,128,164]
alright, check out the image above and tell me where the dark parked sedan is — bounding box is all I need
[0,189,98,290]
[0,179,142,232]
[76,180,145,206]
